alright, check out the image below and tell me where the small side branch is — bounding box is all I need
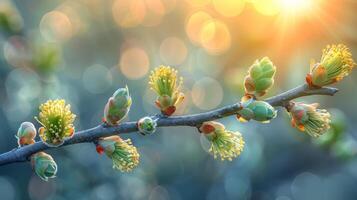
[0,84,338,166]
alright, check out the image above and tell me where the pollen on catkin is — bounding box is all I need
[97,136,140,172]
[306,44,355,87]
[36,99,76,147]
[288,102,331,138]
[200,121,245,161]
[149,65,184,116]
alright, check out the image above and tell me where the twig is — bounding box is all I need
[0,84,338,166]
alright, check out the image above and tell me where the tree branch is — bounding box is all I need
[0,84,338,166]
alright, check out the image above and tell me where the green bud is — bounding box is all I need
[31,152,57,181]
[244,57,276,97]
[237,100,277,123]
[104,86,132,126]
[137,117,157,135]
[16,122,36,146]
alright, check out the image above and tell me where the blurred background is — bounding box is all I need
[0,0,357,199]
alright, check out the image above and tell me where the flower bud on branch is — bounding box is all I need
[36,99,76,147]
[244,57,276,98]
[236,99,277,123]
[96,136,140,172]
[149,66,184,116]
[199,121,245,161]
[103,86,132,126]
[137,117,157,135]
[287,102,331,138]
[306,44,355,88]
[16,122,36,147]
[31,152,57,181]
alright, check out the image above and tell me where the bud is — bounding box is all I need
[31,152,57,181]
[236,99,277,123]
[16,122,36,146]
[306,44,355,88]
[244,57,276,97]
[36,99,76,147]
[149,66,184,116]
[137,117,157,135]
[103,86,132,126]
[288,102,331,138]
[96,136,140,172]
[199,121,245,161]
[0,0,23,35]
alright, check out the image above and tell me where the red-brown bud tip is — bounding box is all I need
[19,137,26,145]
[163,106,176,116]
[68,127,75,137]
[200,124,215,134]
[155,100,161,109]
[305,73,320,88]
[96,145,104,154]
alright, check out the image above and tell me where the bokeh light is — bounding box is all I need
[40,11,73,42]
[112,0,146,28]
[91,183,116,200]
[159,37,188,65]
[212,0,245,18]
[142,0,176,27]
[0,177,15,200]
[82,64,112,94]
[185,11,212,45]
[3,36,29,68]
[189,48,224,76]
[191,77,223,110]
[148,185,170,200]
[56,2,85,35]
[185,0,211,7]
[251,0,281,16]
[5,68,40,99]
[145,0,176,16]
[291,172,323,200]
[28,175,56,200]
[279,0,313,14]
[119,47,150,79]
[199,19,231,54]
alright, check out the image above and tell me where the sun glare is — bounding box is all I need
[252,0,320,17]
[279,0,314,15]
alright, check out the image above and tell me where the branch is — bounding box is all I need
[0,84,338,166]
